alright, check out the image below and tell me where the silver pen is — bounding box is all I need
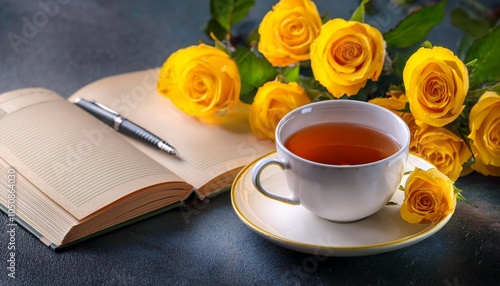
[74,98,179,156]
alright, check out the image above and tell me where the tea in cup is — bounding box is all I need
[252,100,410,222]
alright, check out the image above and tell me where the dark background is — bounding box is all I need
[1,1,500,285]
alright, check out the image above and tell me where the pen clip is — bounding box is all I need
[91,100,120,116]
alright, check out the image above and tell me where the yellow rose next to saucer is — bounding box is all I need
[401,168,457,223]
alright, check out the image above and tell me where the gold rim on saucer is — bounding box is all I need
[231,152,453,257]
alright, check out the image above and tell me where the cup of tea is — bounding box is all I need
[251,99,410,222]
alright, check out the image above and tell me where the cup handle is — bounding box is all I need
[251,157,299,205]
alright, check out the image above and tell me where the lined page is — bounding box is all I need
[69,69,275,193]
[0,157,77,245]
[0,88,187,220]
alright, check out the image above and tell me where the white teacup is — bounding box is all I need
[252,100,410,222]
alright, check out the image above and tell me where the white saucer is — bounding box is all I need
[231,153,453,257]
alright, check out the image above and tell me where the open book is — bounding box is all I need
[0,69,274,250]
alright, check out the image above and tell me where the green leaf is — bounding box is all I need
[204,18,229,42]
[465,26,500,87]
[210,0,255,32]
[390,46,417,80]
[466,82,500,101]
[454,185,473,206]
[279,65,300,83]
[350,0,369,23]
[231,0,255,24]
[384,1,446,48]
[450,8,490,38]
[465,58,478,68]
[299,76,326,90]
[210,0,231,31]
[233,46,277,104]
[239,90,257,104]
[457,33,477,60]
[457,192,468,203]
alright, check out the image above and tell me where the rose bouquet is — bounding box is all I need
[157,0,499,223]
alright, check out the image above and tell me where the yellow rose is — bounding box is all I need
[157,44,241,118]
[468,91,500,176]
[368,92,414,125]
[258,0,322,67]
[310,18,385,98]
[250,81,311,140]
[401,168,457,224]
[403,46,468,127]
[410,124,470,181]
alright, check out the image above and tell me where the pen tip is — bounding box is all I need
[158,142,178,156]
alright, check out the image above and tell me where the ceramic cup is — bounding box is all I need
[251,100,410,222]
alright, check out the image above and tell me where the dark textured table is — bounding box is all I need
[1,1,499,285]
